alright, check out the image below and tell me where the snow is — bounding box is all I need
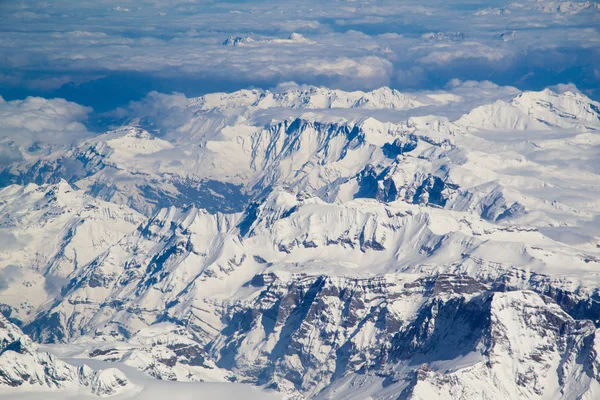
[0,181,144,322]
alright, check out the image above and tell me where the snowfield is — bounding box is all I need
[0,84,599,399]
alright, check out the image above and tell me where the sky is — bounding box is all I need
[0,0,598,115]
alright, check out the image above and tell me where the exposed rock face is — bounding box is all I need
[209,274,600,398]
[391,290,600,400]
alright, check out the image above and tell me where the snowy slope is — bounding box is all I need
[456,89,600,131]
[0,181,144,322]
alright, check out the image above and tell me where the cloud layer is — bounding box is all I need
[0,0,598,110]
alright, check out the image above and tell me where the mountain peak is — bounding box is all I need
[222,36,255,46]
[105,126,174,156]
[120,127,154,139]
[287,32,312,43]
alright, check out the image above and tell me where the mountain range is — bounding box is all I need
[0,86,599,399]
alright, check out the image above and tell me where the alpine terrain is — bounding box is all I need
[1,85,599,399]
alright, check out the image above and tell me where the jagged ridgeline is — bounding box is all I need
[0,86,599,399]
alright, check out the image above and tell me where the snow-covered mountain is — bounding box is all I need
[223,33,315,47]
[19,186,600,397]
[184,86,424,111]
[1,86,599,399]
[0,181,144,322]
[0,313,134,396]
[217,277,600,399]
[315,289,600,400]
[456,89,600,131]
[2,88,598,226]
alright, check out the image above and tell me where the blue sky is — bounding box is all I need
[0,0,599,112]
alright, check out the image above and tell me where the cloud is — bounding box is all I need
[418,45,508,65]
[223,33,315,46]
[0,96,89,133]
[548,83,581,94]
[0,0,598,108]
[111,90,191,131]
[0,232,22,252]
[0,265,22,291]
[0,96,91,164]
[443,79,521,98]
[287,56,393,86]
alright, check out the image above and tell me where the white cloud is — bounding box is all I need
[290,56,393,84]
[0,96,90,134]
[417,43,509,65]
[0,96,91,164]
[0,264,22,291]
[548,83,581,93]
[0,0,598,101]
